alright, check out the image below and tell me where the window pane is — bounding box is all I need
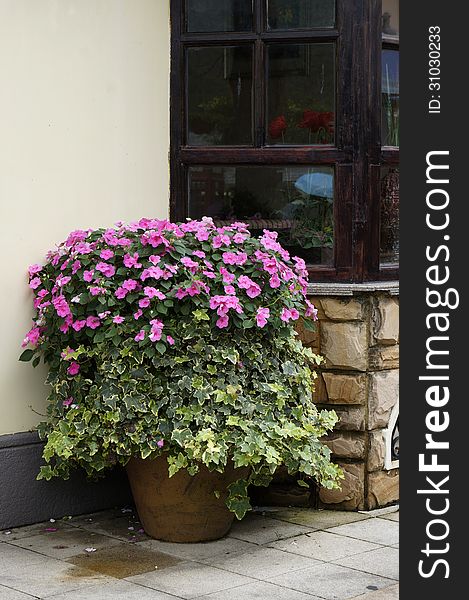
[267,0,335,30]
[380,167,399,264]
[189,166,334,265]
[382,49,399,146]
[187,46,253,146]
[267,44,335,146]
[382,0,399,38]
[186,0,253,33]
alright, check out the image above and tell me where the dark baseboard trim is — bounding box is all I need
[0,431,133,530]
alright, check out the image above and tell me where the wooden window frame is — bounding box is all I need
[170,0,398,283]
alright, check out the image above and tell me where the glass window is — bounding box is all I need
[189,166,334,265]
[267,43,335,145]
[267,0,335,30]
[380,167,399,264]
[382,49,399,147]
[186,0,253,33]
[187,46,253,146]
[382,0,399,38]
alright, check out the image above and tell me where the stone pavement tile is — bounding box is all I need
[270,562,395,600]
[228,514,315,544]
[0,545,112,598]
[69,513,149,543]
[349,583,399,600]
[391,543,398,549]
[38,579,181,600]
[139,536,256,561]
[269,531,380,562]
[334,547,399,581]
[67,542,181,579]
[197,580,324,600]
[1,520,76,542]
[8,527,122,559]
[261,508,371,530]
[127,561,254,599]
[202,545,322,579]
[359,507,398,519]
[379,513,399,522]
[0,586,37,599]
[327,519,399,546]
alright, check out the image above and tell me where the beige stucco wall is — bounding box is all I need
[0,0,170,435]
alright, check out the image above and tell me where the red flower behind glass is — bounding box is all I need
[268,115,287,139]
[298,110,334,134]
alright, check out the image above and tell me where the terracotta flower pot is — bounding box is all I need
[126,454,249,543]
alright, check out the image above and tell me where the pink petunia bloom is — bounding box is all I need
[23,326,42,347]
[149,254,161,265]
[233,233,247,243]
[256,307,270,328]
[29,277,41,290]
[139,297,150,308]
[140,266,164,281]
[113,315,124,324]
[66,229,89,247]
[75,242,93,255]
[122,279,138,292]
[216,314,229,328]
[192,250,206,259]
[123,252,142,269]
[133,309,143,320]
[222,251,247,266]
[175,287,188,300]
[100,249,114,260]
[181,256,199,270]
[213,234,231,249]
[305,299,318,320]
[219,267,235,284]
[63,397,74,407]
[195,229,209,242]
[59,315,73,334]
[53,295,71,318]
[71,260,81,274]
[238,275,262,299]
[149,318,164,342]
[269,274,281,288]
[56,275,71,287]
[90,286,106,296]
[167,335,175,346]
[96,262,116,278]
[209,295,243,317]
[67,362,80,376]
[157,439,165,448]
[28,264,43,276]
[72,319,87,332]
[98,311,111,319]
[203,270,216,279]
[134,330,146,342]
[280,308,300,322]
[83,270,94,282]
[224,285,236,295]
[86,315,101,329]
[115,287,128,299]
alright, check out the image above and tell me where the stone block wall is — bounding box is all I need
[298,290,399,511]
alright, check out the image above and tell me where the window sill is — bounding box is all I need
[307,280,399,296]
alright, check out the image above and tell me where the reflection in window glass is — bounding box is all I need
[382,0,399,37]
[189,166,334,265]
[380,167,399,264]
[187,46,253,146]
[382,50,399,146]
[267,44,335,145]
[267,0,335,29]
[186,0,253,33]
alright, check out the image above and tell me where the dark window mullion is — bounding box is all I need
[260,30,338,42]
[180,147,346,164]
[181,32,257,44]
[254,38,265,147]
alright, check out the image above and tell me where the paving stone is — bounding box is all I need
[0,544,112,598]
[196,580,323,600]
[203,546,321,578]
[269,531,380,562]
[335,547,399,581]
[378,512,399,522]
[348,583,399,600]
[228,514,315,544]
[139,536,256,561]
[264,508,371,529]
[69,513,148,543]
[40,579,179,600]
[8,528,122,559]
[327,518,399,546]
[0,586,36,600]
[126,561,254,599]
[271,562,394,599]
[1,520,76,542]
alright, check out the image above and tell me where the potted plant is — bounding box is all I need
[21,217,343,542]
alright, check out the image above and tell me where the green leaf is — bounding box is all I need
[19,349,35,362]
[32,356,41,368]
[155,342,166,355]
[297,479,310,488]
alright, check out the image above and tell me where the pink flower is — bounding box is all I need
[115,287,128,299]
[28,264,43,276]
[269,274,281,288]
[192,250,206,259]
[124,253,142,269]
[203,270,216,279]
[139,297,150,308]
[220,267,235,284]
[56,275,71,287]
[113,315,124,324]
[67,362,80,376]
[72,319,87,332]
[216,315,229,328]
[209,295,243,317]
[96,262,116,278]
[213,234,231,248]
[233,233,247,243]
[224,285,236,295]
[238,275,261,298]
[71,260,81,275]
[90,286,106,296]
[98,311,111,319]
[175,288,187,300]
[53,295,71,318]
[144,286,166,300]
[167,335,175,346]
[222,251,247,266]
[86,315,101,329]
[29,277,41,290]
[122,279,138,292]
[140,266,164,281]
[66,229,89,247]
[63,397,74,407]
[280,308,300,322]
[149,318,164,342]
[83,270,94,282]
[256,307,270,328]
[157,439,165,448]
[181,256,199,269]
[100,249,114,260]
[23,327,41,347]
[134,330,146,342]
[133,309,143,320]
[149,255,161,265]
